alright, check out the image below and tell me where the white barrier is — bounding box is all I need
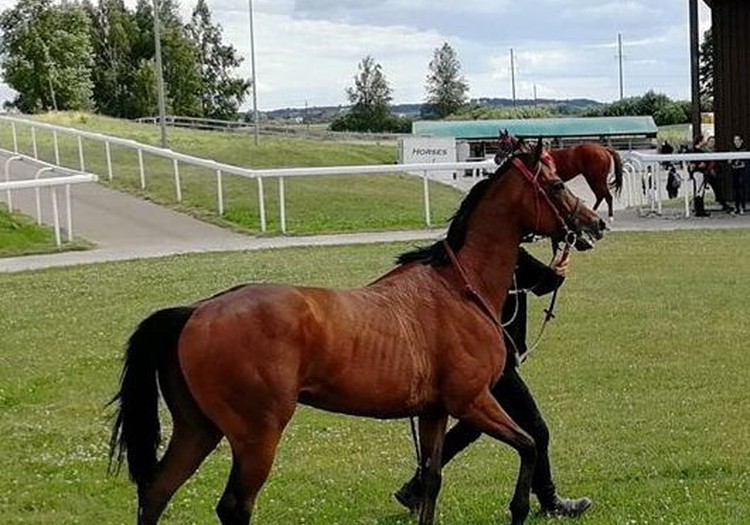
[1,171,98,246]
[0,115,496,233]
[628,150,750,217]
[1,148,98,245]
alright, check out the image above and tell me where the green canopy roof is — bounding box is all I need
[412,116,658,139]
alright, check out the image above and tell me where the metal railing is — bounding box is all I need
[627,150,750,217]
[0,115,494,234]
[1,149,98,246]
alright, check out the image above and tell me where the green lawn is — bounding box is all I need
[1,230,749,524]
[0,204,90,257]
[0,113,462,235]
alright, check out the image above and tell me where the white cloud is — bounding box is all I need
[0,0,714,110]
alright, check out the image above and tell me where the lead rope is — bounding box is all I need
[519,233,575,364]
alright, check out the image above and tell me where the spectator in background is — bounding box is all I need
[688,135,710,216]
[729,135,747,215]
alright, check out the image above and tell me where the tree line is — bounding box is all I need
[0,0,249,120]
[335,32,715,132]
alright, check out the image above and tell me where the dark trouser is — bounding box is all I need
[439,365,556,506]
[732,171,746,211]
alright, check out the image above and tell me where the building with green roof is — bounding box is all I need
[412,116,658,160]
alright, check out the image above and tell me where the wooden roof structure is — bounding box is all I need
[698,0,750,151]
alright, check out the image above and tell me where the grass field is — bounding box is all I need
[0,204,90,257]
[0,113,462,235]
[1,230,749,524]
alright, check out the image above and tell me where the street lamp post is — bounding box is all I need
[153,0,168,148]
[248,0,259,146]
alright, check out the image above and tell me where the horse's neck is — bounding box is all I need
[457,215,522,316]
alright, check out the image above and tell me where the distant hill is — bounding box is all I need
[262,98,603,122]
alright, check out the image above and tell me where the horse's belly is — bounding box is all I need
[298,350,436,418]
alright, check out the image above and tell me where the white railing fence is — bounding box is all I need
[0,115,495,234]
[1,149,98,246]
[623,150,750,217]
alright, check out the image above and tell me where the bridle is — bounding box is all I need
[510,153,582,241]
[442,152,581,331]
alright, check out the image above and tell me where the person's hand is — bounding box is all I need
[550,247,571,277]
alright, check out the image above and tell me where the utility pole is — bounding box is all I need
[248,0,260,146]
[617,33,624,100]
[510,48,517,107]
[153,0,168,148]
[43,44,58,111]
[533,84,538,105]
[689,0,702,143]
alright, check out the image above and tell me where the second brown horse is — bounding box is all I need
[496,131,623,219]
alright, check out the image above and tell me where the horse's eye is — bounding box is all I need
[551,181,565,192]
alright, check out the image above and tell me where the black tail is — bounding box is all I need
[108,306,195,487]
[607,147,623,196]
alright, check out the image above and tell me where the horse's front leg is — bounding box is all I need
[452,391,536,525]
[417,414,448,525]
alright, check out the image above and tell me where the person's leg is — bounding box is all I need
[733,172,742,213]
[497,367,591,517]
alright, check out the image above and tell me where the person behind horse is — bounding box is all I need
[729,134,748,215]
[394,244,592,518]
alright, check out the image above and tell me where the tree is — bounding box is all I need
[187,0,249,120]
[130,0,202,116]
[583,90,690,126]
[0,0,94,112]
[699,28,713,111]
[424,42,469,119]
[331,55,400,132]
[84,0,140,118]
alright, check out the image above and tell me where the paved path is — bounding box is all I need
[2,151,748,274]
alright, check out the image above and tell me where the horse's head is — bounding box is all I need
[495,129,521,164]
[506,138,605,250]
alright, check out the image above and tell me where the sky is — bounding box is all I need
[0,0,712,111]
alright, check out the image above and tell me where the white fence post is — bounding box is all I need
[77,136,85,171]
[31,126,38,159]
[52,130,60,165]
[11,122,18,153]
[422,170,432,228]
[65,184,73,241]
[34,167,54,224]
[173,159,182,202]
[216,169,224,215]
[138,148,146,189]
[105,140,113,180]
[257,176,266,232]
[279,177,286,234]
[50,187,61,246]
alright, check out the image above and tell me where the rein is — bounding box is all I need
[442,240,502,332]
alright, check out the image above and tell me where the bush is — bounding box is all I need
[330,111,411,133]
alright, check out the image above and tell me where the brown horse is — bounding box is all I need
[496,130,624,219]
[109,140,606,525]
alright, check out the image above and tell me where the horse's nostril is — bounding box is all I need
[598,219,607,231]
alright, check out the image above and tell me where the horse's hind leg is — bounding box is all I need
[138,420,221,524]
[452,391,536,525]
[216,419,289,524]
[605,194,614,220]
[138,368,222,525]
[592,196,604,211]
[416,415,448,525]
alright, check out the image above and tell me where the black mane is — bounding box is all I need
[396,153,527,266]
